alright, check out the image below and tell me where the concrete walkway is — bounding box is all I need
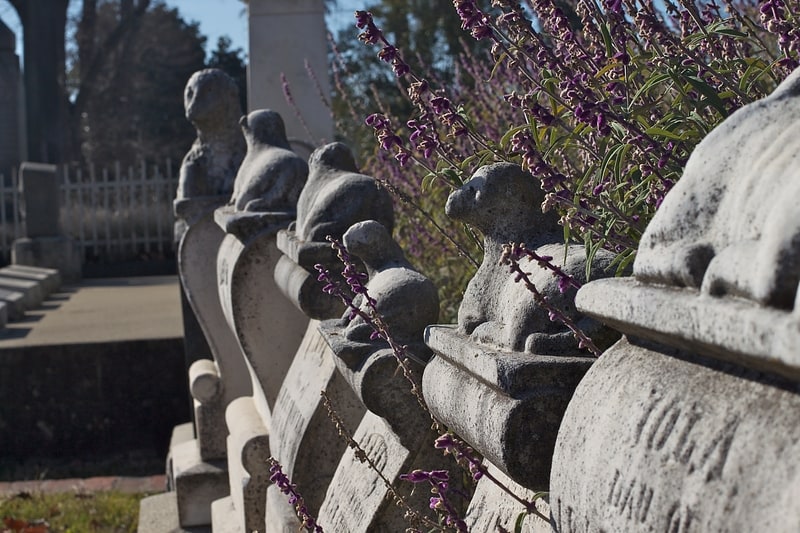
[0,276,184,492]
[0,275,182,347]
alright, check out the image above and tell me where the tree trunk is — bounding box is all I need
[10,0,69,164]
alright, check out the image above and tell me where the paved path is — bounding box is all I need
[0,276,182,494]
[0,275,182,347]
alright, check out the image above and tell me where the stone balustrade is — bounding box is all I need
[140,68,800,532]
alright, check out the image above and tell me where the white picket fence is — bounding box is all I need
[0,160,180,264]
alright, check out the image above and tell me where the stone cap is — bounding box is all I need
[576,277,800,382]
[213,205,294,243]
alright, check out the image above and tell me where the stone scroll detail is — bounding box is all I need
[634,67,800,309]
[446,162,616,355]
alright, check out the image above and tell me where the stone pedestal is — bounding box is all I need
[317,328,452,532]
[12,236,81,284]
[550,279,800,532]
[213,206,309,531]
[423,325,591,530]
[424,325,592,490]
[274,229,345,319]
[164,197,252,529]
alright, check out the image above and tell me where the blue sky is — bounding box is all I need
[0,0,367,63]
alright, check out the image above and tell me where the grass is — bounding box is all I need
[0,491,145,533]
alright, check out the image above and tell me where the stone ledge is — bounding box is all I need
[576,277,800,381]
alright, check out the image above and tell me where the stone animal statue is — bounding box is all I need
[176,68,245,199]
[635,67,800,310]
[295,142,394,242]
[446,163,616,355]
[333,220,439,367]
[230,109,308,212]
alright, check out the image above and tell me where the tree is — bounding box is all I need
[74,1,206,167]
[207,36,248,115]
[329,0,490,157]
[7,0,69,163]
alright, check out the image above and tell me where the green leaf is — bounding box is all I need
[644,126,689,141]
[514,511,528,533]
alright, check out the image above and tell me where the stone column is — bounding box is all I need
[550,67,800,532]
[0,20,20,180]
[247,0,332,144]
[12,163,81,283]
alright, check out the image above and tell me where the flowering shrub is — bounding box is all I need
[339,0,796,290]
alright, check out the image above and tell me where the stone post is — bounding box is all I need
[422,163,618,531]
[550,67,800,532]
[0,20,20,180]
[210,109,309,533]
[314,220,455,531]
[263,143,394,531]
[247,0,332,144]
[12,162,81,283]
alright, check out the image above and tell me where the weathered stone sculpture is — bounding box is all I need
[423,162,616,531]
[230,109,307,212]
[211,108,309,533]
[445,162,616,354]
[317,220,450,532]
[324,220,438,368]
[177,68,246,203]
[635,68,800,309]
[296,142,394,242]
[551,68,800,532]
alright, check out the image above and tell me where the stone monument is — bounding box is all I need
[550,66,800,532]
[423,163,617,531]
[315,220,454,531]
[266,142,395,531]
[210,109,309,533]
[247,0,332,143]
[12,163,81,283]
[164,68,250,529]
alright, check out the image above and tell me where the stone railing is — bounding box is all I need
[138,68,800,532]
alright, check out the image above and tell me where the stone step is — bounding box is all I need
[0,276,43,309]
[0,265,61,295]
[0,288,26,321]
